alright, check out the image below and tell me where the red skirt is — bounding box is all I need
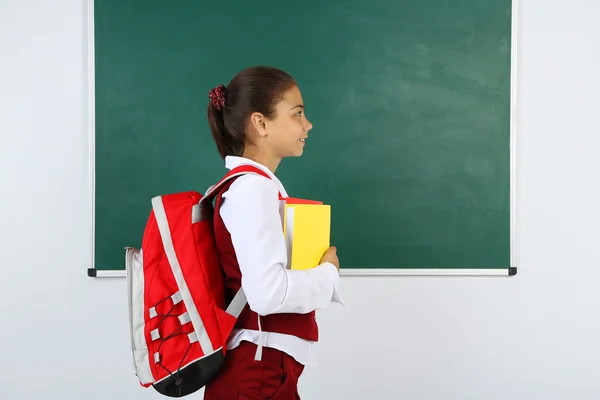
[204,341,305,400]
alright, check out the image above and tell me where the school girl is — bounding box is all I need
[202,66,345,399]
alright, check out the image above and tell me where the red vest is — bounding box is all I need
[213,178,319,342]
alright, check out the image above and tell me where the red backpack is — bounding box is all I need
[125,165,272,397]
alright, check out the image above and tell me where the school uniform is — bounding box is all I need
[203,156,345,399]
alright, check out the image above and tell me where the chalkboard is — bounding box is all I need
[88,0,516,277]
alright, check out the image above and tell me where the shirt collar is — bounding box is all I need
[224,155,288,197]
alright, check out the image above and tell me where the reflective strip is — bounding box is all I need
[171,292,183,305]
[151,329,160,341]
[154,352,160,363]
[151,196,214,355]
[149,307,157,318]
[178,312,191,325]
[226,288,247,318]
[188,332,198,344]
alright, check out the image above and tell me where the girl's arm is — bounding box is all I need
[220,174,344,316]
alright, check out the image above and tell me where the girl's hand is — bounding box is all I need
[320,246,340,271]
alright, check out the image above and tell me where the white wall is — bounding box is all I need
[1,0,599,399]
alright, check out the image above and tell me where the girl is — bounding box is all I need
[203,66,345,399]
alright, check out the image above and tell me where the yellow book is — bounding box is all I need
[284,203,331,270]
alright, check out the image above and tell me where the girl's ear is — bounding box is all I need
[249,112,268,137]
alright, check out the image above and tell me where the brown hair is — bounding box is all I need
[207,66,297,159]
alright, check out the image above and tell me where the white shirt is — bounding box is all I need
[218,156,346,367]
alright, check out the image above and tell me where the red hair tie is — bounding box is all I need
[208,84,226,111]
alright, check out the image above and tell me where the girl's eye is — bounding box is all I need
[295,111,303,117]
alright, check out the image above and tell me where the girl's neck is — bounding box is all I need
[242,147,281,174]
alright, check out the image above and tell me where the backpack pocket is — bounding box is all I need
[126,247,154,386]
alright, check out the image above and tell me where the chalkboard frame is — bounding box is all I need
[86,0,519,278]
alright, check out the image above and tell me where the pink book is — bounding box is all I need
[279,196,323,205]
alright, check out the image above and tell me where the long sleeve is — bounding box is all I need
[219,174,343,316]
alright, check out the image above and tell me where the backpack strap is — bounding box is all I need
[201,165,285,203]
[225,287,247,317]
[203,164,284,362]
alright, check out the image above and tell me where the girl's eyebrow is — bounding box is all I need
[290,104,304,110]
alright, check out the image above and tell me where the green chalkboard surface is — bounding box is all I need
[90,0,515,276]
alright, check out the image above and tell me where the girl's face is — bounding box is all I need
[263,85,313,159]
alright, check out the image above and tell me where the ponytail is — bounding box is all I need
[206,97,244,159]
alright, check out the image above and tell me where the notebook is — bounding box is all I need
[283,198,331,270]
